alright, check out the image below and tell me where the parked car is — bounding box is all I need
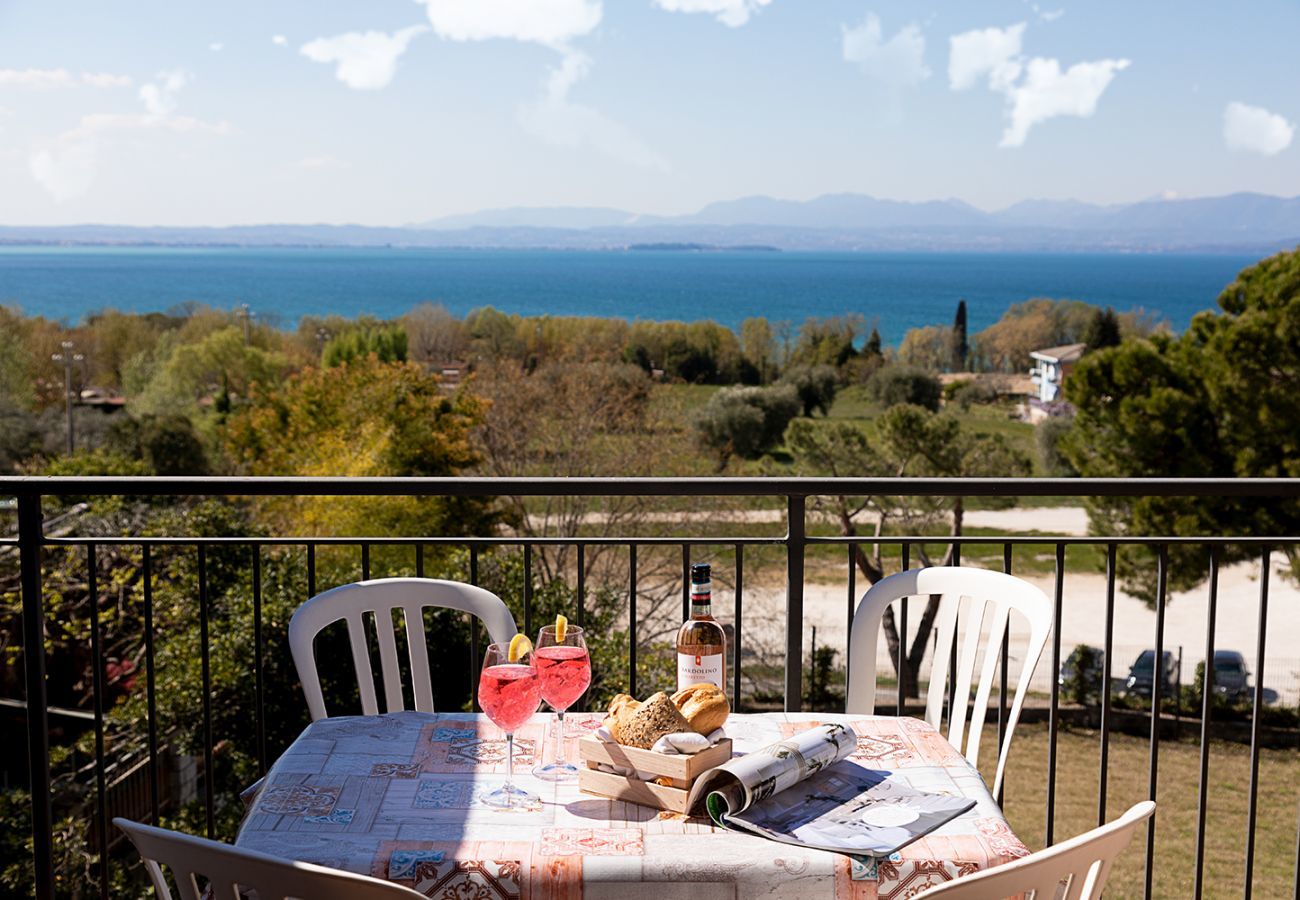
[1124,650,1178,699]
[1211,650,1251,702]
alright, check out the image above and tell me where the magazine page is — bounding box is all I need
[687,722,858,814]
[720,760,976,856]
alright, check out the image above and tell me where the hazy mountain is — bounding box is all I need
[4,192,1299,252]
[417,206,637,230]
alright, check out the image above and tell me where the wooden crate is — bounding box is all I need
[576,735,733,814]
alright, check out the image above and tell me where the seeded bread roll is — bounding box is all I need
[618,692,692,749]
[671,683,730,735]
[605,694,641,744]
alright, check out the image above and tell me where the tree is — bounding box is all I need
[403,303,467,363]
[971,298,1097,372]
[696,384,800,463]
[952,299,969,371]
[864,326,882,358]
[786,408,1031,695]
[322,324,408,367]
[1083,306,1122,350]
[1062,248,1300,602]
[789,315,861,369]
[780,365,838,416]
[897,325,954,372]
[740,317,776,384]
[867,364,942,411]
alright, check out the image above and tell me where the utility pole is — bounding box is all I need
[51,340,84,455]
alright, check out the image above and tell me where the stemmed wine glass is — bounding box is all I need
[532,623,591,781]
[477,640,542,810]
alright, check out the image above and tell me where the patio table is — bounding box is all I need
[236,710,1029,899]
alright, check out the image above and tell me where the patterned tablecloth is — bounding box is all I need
[236,711,1029,899]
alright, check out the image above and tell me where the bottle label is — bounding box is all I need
[677,652,724,690]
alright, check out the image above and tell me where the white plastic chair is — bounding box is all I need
[289,577,517,721]
[912,801,1155,898]
[115,817,426,899]
[847,566,1053,796]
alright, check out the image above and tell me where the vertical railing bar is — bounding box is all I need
[682,543,691,622]
[629,545,638,698]
[846,542,856,707]
[307,543,316,597]
[361,542,370,581]
[576,544,586,628]
[17,494,53,900]
[523,543,533,638]
[900,543,910,713]
[470,546,479,708]
[143,544,160,822]
[1144,543,1169,900]
[734,543,743,713]
[198,545,215,839]
[415,543,424,578]
[999,543,1011,809]
[1242,547,1270,900]
[1193,545,1219,900]
[1047,542,1064,847]
[1099,542,1116,828]
[88,543,108,900]
[785,494,806,712]
[252,545,266,775]
[948,542,960,730]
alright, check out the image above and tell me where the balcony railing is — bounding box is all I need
[3,475,1299,900]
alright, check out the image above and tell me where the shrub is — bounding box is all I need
[696,384,801,460]
[780,364,838,416]
[867,365,941,411]
[948,379,998,410]
[1035,415,1077,476]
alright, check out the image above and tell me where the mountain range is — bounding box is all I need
[5,192,1300,253]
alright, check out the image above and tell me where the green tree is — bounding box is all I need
[321,324,408,367]
[1083,306,1122,350]
[695,384,801,463]
[1062,248,1300,602]
[789,315,861,369]
[740,317,776,384]
[897,325,954,372]
[867,364,942,411]
[780,364,838,416]
[787,408,1031,695]
[952,299,969,371]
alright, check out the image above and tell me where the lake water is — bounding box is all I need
[0,246,1259,342]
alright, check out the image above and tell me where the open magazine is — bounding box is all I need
[686,723,975,856]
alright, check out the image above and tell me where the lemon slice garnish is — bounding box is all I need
[555,614,568,643]
[508,633,533,663]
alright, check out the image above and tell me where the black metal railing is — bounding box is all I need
[3,475,1299,900]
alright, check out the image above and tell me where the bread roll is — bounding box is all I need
[618,692,692,749]
[605,694,641,744]
[671,683,730,735]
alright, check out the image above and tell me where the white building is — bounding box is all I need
[1027,343,1086,421]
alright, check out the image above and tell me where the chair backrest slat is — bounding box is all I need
[116,818,426,899]
[289,578,517,721]
[912,801,1154,899]
[848,566,1053,796]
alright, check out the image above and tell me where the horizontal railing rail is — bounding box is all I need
[3,476,1297,900]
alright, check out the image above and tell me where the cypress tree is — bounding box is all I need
[952,299,968,371]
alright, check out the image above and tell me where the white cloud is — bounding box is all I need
[948,23,1025,91]
[29,70,229,202]
[949,22,1128,146]
[1000,56,1128,147]
[272,35,288,46]
[841,14,929,88]
[295,155,350,170]
[1040,9,1065,22]
[0,68,132,89]
[518,50,669,171]
[139,70,188,116]
[416,0,601,47]
[209,42,224,52]
[300,26,428,90]
[652,0,772,28]
[1223,101,1294,156]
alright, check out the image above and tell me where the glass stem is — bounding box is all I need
[505,733,515,790]
[553,711,566,766]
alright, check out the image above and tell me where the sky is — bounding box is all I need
[0,0,1297,226]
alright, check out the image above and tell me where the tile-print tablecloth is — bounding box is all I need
[237,711,1029,899]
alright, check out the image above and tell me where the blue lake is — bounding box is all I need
[0,246,1260,342]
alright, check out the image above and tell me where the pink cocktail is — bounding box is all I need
[535,645,592,712]
[478,664,542,734]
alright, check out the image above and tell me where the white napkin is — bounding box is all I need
[592,725,728,778]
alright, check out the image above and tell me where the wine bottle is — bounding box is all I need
[676,563,726,694]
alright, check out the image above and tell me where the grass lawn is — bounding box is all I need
[979,723,1299,898]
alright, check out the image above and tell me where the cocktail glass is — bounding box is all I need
[478,641,542,809]
[532,624,591,781]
